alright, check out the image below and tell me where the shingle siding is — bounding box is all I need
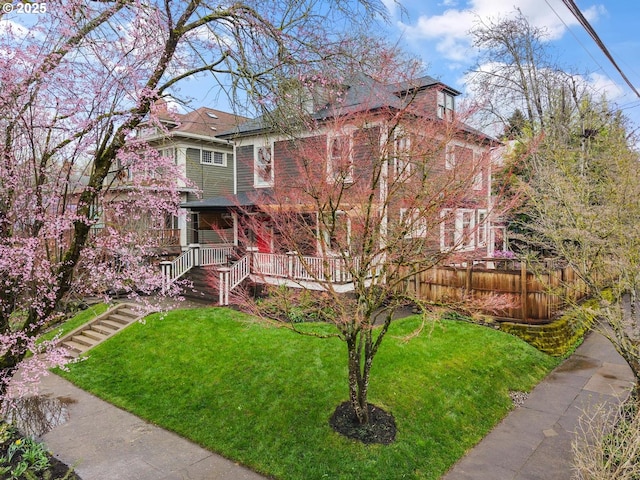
[236,145,255,193]
[185,146,234,201]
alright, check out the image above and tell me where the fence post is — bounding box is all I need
[465,263,473,299]
[246,246,258,274]
[218,267,230,306]
[287,251,296,279]
[189,243,200,267]
[521,263,528,322]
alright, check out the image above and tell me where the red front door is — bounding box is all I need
[255,222,272,253]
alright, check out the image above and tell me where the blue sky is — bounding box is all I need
[379,0,640,130]
[5,1,638,132]
[186,0,640,133]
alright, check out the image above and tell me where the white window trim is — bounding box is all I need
[445,143,456,170]
[157,147,177,165]
[472,169,483,190]
[327,130,354,183]
[437,90,455,120]
[254,143,274,187]
[200,149,227,167]
[394,129,411,181]
[440,208,476,252]
[400,208,427,238]
[477,209,488,247]
[472,152,483,190]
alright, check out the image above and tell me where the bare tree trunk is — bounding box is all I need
[347,334,369,424]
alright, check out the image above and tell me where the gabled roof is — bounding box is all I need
[170,107,249,137]
[218,74,470,139]
[390,75,460,97]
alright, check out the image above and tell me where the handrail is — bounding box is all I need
[218,255,251,305]
[160,245,237,294]
[160,249,194,294]
[251,252,357,283]
[230,255,250,289]
[200,245,234,266]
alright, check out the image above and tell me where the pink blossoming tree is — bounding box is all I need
[0,0,385,405]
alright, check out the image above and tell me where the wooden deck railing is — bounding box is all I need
[217,255,250,305]
[252,252,358,283]
[160,244,234,294]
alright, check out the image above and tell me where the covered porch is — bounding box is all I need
[160,244,378,305]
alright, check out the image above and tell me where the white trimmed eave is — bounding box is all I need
[142,131,234,146]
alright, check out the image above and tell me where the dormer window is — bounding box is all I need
[437,90,455,121]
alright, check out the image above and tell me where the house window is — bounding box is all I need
[255,144,273,187]
[328,133,353,183]
[477,210,488,246]
[437,90,455,120]
[472,152,483,190]
[440,209,476,251]
[445,144,456,170]
[400,208,427,238]
[201,149,226,166]
[157,147,177,165]
[394,129,411,181]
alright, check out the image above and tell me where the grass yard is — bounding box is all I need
[56,307,559,479]
[40,303,109,343]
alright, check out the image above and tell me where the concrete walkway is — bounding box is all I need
[442,331,635,479]
[37,374,268,480]
[33,331,634,480]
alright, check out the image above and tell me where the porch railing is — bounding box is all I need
[161,245,378,302]
[252,252,359,283]
[160,244,234,294]
[201,245,235,266]
[218,255,250,305]
[160,249,194,293]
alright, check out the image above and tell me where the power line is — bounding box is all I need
[561,0,640,99]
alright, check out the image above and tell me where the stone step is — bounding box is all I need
[61,340,86,356]
[57,302,148,356]
[71,334,99,348]
[118,308,140,318]
[99,319,125,330]
[82,329,108,342]
[108,313,135,325]
[92,322,119,335]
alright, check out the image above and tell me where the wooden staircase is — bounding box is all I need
[58,303,145,357]
[180,266,220,303]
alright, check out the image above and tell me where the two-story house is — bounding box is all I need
[101,103,248,253]
[183,75,500,257]
[166,74,503,302]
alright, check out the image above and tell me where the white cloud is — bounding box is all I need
[400,0,606,62]
[587,72,625,100]
[0,18,31,39]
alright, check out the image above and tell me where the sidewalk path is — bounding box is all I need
[442,331,635,480]
[35,330,633,480]
[38,374,268,480]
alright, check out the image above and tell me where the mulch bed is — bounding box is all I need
[329,401,397,445]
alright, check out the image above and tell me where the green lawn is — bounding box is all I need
[40,303,109,343]
[56,307,559,479]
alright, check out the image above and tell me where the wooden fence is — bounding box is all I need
[398,261,590,324]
